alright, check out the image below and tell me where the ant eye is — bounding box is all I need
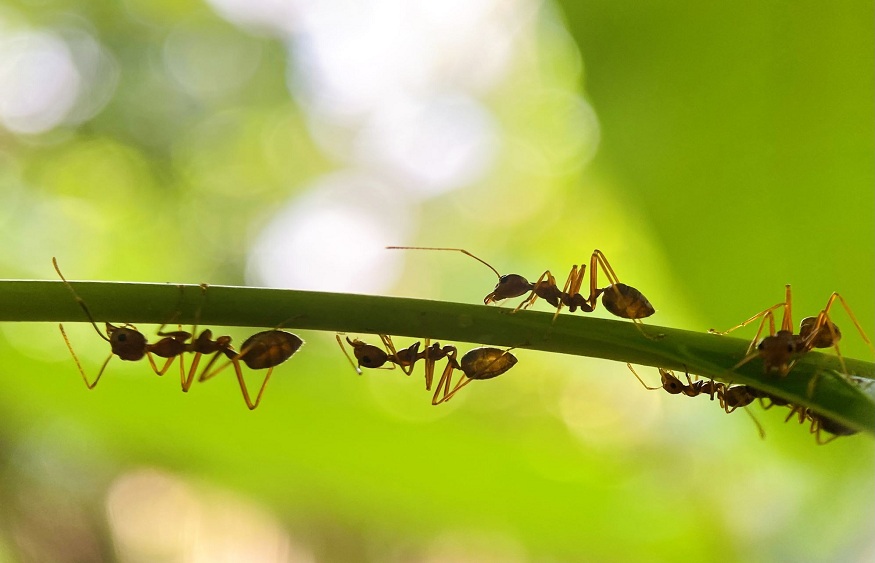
[786,344,794,353]
[757,341,765,350]
[117,333,127,342]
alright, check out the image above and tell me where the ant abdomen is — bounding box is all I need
[799,316,841,349]
[238,330,303,370]
[459,347,518,380]
[600,283,655,320]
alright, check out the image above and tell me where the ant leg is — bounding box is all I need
[590,250,621,292]
[549,266,582,323]
[422,338,435,390]
[438,348,515,404]
[144,352,181,377]
[512,270,553,313]
[780,285,793,332]
[813,423,840,445]
[379,334,407,375]
[336,334,363,375]
[630,318,664,341]
[741,406,767,440]
[819,292,873,350]
[431,359,458,405]
[196,350,234,383]
[234,362,274,410]
[709,302,785,342]
[59,323,112,389]
[626,363,662,391]
[182,352,218,392]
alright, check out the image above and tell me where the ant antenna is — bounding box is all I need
[53,257,110,343]
[386,246,502,280]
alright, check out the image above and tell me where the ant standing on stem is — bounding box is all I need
[709,285,873,393]
[386,246,658,338]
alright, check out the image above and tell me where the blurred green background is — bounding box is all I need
[1,1,872,561]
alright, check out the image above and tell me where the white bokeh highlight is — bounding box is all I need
[246,172,415,293]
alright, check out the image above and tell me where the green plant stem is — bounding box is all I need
[2,280,873,435]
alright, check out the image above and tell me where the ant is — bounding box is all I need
[55,258,303,408]
[386,246,657,336]
[627,364,766,438]
[337,334,456,391]
[710,285,873,388]
[55,257,193,389]
[337,335,517,405]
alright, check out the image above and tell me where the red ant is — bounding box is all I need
[710,285,873,390]
[54,258,303,408]
[337,335,517,405]
[386,246,657,337]
[627,364,766,437]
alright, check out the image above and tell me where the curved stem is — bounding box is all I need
[2,279,873,435]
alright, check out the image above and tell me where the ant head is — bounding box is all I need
[484,274,532,304]
[757,330,800,373]
[459,347,517,380]
[106,323,148,361]
[347,338,388,369]
[799,316,842,349]
[658,370,684,394]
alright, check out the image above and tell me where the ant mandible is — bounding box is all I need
[386,246,656,336]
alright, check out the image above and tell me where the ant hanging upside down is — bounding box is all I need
[53,258,303,409]
[387,246,657,338]
[336,334,517,405]
[626,364,766,438]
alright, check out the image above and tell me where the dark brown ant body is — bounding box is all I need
[386,247,656,335]
[338,335,517,405]
[627,364,765,437]
[54,258,303,408]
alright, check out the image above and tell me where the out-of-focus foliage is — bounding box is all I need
[0,0,871,561]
